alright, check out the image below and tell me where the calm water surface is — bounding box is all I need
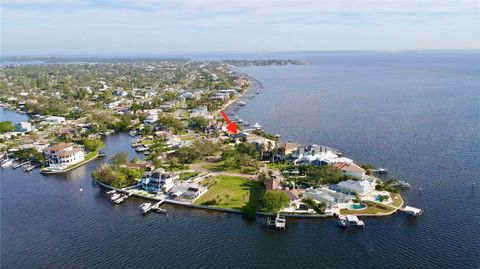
[1,51,480,268]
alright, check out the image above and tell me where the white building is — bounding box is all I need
[44,143,85,170]
[144,114,158,125]
[190,106,212,119]
[142,170,179,193]
[15,122,35,132]
[42,116,66,125]
[336,179,376,195]
[303,187,354,207]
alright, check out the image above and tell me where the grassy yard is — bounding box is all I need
[202,161,257,175]
[180,171,200,181]
[340,201,396,215]
[142,140,154,145]
[391,193,404,208]
[194,175,263,209]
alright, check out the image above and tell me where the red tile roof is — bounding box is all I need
[333,162,365,173]
[266,178,282,190]
[46,143,72,151]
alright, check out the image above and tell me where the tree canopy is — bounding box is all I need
[260,190,290,213]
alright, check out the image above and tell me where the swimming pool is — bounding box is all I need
[349,203,367,210]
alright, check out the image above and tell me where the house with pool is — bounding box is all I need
[141,170,179,193]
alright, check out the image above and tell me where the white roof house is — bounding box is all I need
[42,116,66,125]
[336,179,376,195]
[296,151,352,166]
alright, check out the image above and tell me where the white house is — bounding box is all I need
[336,179,376,195]
[144,114,158,125]
[142,170,179,193]
[15,122,35,133]
[303,187,355,207]
[43,143,85,170]
[190,106,212,119]
[105,101,121,109]
[333,162,366,179]
[42,116,66,125]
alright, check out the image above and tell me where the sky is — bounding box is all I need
[1,0,479,55]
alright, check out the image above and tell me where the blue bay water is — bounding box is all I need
[1,51,479,268]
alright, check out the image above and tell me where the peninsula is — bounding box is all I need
[0,59,417,222]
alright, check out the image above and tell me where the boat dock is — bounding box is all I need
[266,213,286,230]
[372,168,389,174]
[399,206,423,216]
[140,200,165,214]
[338,215,365,228]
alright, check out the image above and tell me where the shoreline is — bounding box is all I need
[213,72,263,116]
[94,178,403,218]
[40,152,99,174]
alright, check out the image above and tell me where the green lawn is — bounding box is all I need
[194,175,263,209]
[202,161,257,175]
[142,140,154,145]
[391,193,404,208]
[340,201,396,215]
[180,171,200,181]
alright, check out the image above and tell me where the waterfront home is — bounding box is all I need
[245,133,276,150]
[141,170,179,193]
[296,151,352,166]
[277,142,300,159]
[127,162,155,172]
[43,143,85,170]
[303,187,355,207]
[333,162,366,180]
[335,179,376,195]
[15,122,35,133]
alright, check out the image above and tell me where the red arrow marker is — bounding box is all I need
[220,110,238,134]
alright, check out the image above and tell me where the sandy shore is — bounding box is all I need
[213,73,263,116]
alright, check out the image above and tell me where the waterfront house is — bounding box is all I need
[44,143,85,170]
[333,162,366,180]
[303,187,354,207]
[277,142,300,160]
[15,122,35,133]
[296,151,350,166]
[141,170,179,193]
[335,179,376,195]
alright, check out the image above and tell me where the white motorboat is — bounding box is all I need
[338,215,365,228]
[1,159,13,167]
[129,130,137,137]
[140,203,152,214]
[111,193,121,201]
[402,206,423,216]
[238,101,247,106]
[253,122,262,129]
[113,197,125,204]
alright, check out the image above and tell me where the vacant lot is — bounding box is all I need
[194,175,263,209]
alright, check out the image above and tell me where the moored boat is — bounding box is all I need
[111,193,121,201]
[338,215,365,228]
[1,159,14,167]
[140,202,152,214]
